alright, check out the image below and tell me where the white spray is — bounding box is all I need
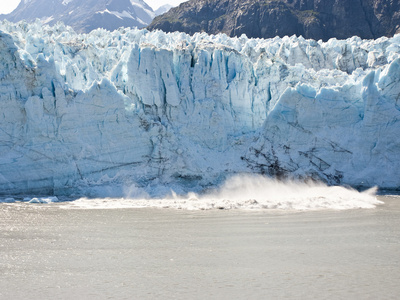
[66,174,381,210]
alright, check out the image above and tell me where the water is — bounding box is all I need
[1,195,399,299]
[0,175,382,210]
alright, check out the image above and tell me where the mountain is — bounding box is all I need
[155,4,173,16]
[0,21,399,197]
[0,0,155,33]
[148,0,400,41]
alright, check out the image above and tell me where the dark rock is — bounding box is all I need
[148,0,400,41]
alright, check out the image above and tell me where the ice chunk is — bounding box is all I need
[28,196,59,203]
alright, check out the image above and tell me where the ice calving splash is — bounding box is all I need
[0,21,399,196]
[65,175,381,210]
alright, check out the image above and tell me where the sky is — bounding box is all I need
[0,0,187,14]
[0,0,20,14]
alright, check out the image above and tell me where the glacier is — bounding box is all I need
[0,20,399,197]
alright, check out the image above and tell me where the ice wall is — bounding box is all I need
[0,21,399,195]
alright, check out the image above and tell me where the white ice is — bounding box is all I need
[0,21,399,198]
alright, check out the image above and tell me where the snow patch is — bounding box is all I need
[62,0,74,5]
[96,9,146,24]
[41,16,54,24]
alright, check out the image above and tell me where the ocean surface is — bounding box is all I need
[1,195,399,299]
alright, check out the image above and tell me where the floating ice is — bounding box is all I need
[0,196,59,203]
[28,196,59,203]
[1,198,16,203]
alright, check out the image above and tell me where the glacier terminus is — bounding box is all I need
[0,21,399,197]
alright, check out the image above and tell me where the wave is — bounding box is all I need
[59,174,381,210]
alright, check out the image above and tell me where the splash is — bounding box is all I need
[64,174,382,210]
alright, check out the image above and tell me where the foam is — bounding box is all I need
[62,175,381,210]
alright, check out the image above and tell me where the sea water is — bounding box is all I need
[0,195,399,299]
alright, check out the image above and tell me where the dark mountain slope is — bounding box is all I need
[148,0,400,41]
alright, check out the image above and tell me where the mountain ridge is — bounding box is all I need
[0,0,156,33]
[155,4,173,16]
[148,0,400,41]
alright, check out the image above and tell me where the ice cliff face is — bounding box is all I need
[0,21,399,196]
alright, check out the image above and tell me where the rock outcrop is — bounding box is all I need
[148,0,400,41]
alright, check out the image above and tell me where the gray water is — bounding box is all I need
[1,196,399,299]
